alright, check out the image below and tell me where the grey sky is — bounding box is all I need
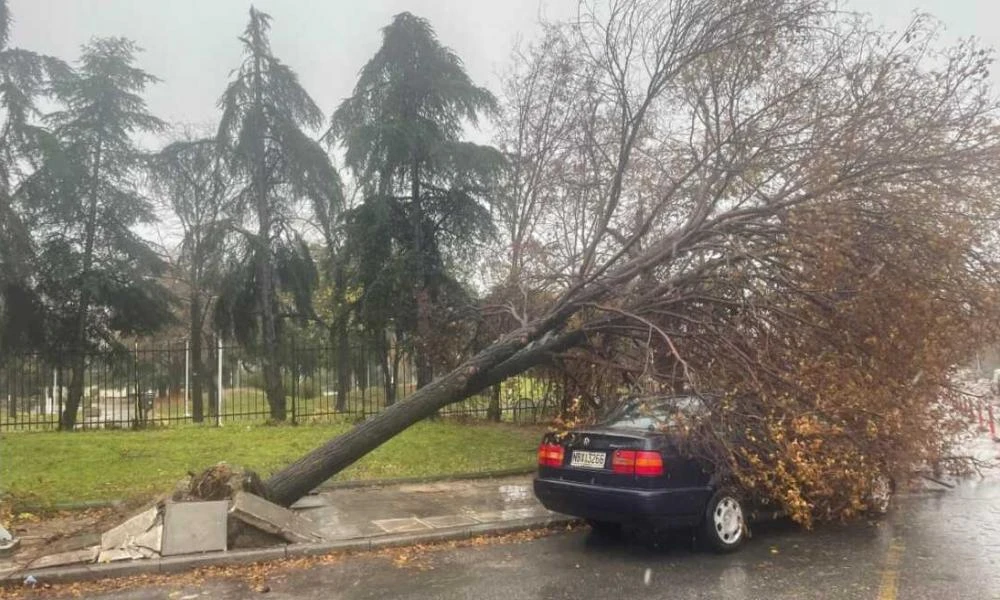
[8,0,1000,145]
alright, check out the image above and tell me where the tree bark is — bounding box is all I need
[378,334,394,407]
[487,383,502,422]
[334,262,349,412]
[262,320,582,506]
[410,160,435,391]
[251,36,285,422]
[190,296,204,422]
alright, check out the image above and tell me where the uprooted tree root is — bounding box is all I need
[176,463,268,502]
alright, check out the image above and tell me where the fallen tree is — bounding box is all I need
[230,0,1000,521]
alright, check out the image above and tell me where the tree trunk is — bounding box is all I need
[487,383,502,422]
[189,291,205,422]
[262,320,582,506]
[250,41,285,422]
[255,213,284,422]
[409,159,436,392]
[191,332,204,424]
[62,140,103,431]
[334,262,349,412]
[63,361,85,431]
[378,335,394,407]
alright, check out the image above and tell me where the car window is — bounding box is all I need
[602,397,707,430]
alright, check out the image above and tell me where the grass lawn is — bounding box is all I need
[0,421,543,510]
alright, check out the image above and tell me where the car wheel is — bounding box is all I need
[586,519,622,538]
[700,490,747,553]
[867,474,894,516]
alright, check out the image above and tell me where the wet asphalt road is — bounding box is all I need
[60,480,1000,600]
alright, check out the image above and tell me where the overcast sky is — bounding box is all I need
[7,0,1000,144]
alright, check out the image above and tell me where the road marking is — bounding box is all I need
[877,539,904,600]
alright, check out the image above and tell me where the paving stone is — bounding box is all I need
[101,506,160,550]
[230,492,322,544]
[29,546,99,569]
[161,501,228,557]
[421,515,479,529]
[372,517,432,534]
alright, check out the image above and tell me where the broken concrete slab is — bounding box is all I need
[131,524,163,554]
[161,501,228,557]
[97,545,157,563]
[230,492,322,544]
[101,506,160,551]
[28,546,99,569]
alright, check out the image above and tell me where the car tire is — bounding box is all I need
[700,490,747,553]
[586,519,622,538]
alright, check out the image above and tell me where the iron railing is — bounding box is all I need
[0,341,569,430]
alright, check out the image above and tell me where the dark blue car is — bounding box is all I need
[534,395,893,553]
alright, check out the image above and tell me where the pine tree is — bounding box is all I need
[0,0,69,353]
[216,7,340,421]
[33,37,171,429]
[329,12,504,389]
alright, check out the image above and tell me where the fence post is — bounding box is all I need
[133,342,140,428]
[184,339,191,418]
[56,358,63,423]
[216,337,223,428]
[290,338,297,424]
[49,368,57,416]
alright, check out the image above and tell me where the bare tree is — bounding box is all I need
[148,132,232,422]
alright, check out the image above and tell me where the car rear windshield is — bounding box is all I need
[601,397,707,431]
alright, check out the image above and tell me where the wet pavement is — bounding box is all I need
[55,474,1000,600]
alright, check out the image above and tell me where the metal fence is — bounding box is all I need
[0,342,567,431]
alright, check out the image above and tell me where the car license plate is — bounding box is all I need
[570,450,606,469]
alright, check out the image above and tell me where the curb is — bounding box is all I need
[1,514,577,586]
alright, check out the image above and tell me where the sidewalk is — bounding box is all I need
[298,475,551,540]
[0,474,573,585]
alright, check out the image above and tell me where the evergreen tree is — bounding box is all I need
[329,12,504,389]
[216,7,340,421]
[31,37,171,429]
[0,0,69,353]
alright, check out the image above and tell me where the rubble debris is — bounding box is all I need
[100,506,162,553]
[230,492,323,544]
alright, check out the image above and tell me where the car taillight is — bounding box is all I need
[612,450,636,474]
[612,449,664,477]
[537,443,564,467]
[635,451,664,476]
